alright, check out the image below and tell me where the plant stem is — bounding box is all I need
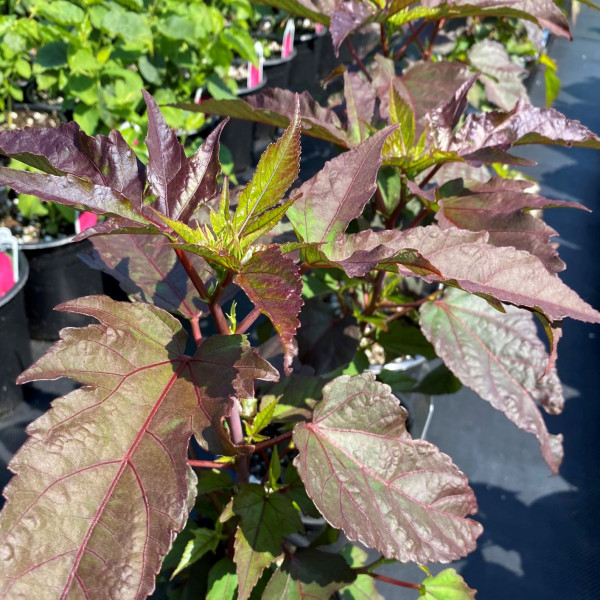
[253,431,293,452]
[406,206,430,229]
[380,23,389,57]
[228,399,249,484]
[424,18,445,60]
[408,22,427,56]
[375,185,387,216]
[364,572,420,590]
[365,271,387,316]
[420,163,442,187]
[188,460,233,469]
[236,307,262,335]
[174,248,231,335]
[190,316,202,347]
[345,38,372,82]
[394,22,427,60]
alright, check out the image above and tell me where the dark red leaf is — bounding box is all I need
[330,1,374,53]
[235,246,303,376]
[0,297,276,599]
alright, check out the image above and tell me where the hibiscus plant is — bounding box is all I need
[1,1,600,599]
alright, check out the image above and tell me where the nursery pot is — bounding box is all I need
[289,29,327,93]
[21,236,104,340]
[0,251,31,417]
[220,77,267,174]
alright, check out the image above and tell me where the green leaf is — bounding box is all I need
[102,8,152,50]
[249,396,279,440]
[260,374,324,424]
[207,557,238,600]
[73,103,99,135]
[171,526,222,578]
[262,549,355,600]
[413,363,462,395]
[220,27,258,63]
[68,47,101,75]
[196,469,234,495]
[35,0,85,26]
[420,568,476,599]
[233,484,303,600]
[376,321,437,361]
[157,15,196,41]
[293,373,482,563]
[234,97,301,235]
[339,575,384,600]
[385,83,415,155]
[36,41,68,68]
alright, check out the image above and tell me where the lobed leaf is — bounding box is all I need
[293,373,483,563]
[288,127,396,243]
[0,297,276,599]
[420,289,566,473]
[235,246,303,376]
[330,1,374,53]
[143,91,225,223]
[234,97,301,236]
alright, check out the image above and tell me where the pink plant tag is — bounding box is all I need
[0,252,14,298]
[248,41,264,89]
[194,87,204,104]
[282,20,295,58]
[75,211,98,235]
[315,23,325,35]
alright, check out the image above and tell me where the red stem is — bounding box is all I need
[425,18,445,60]
[253,431,293,452]
[406,207,430,229]
[367,572,420,590]
[408,22,426,56]
[394,22,427,60]
[190,316,202,347]
[345,38,372,83]
[380,23,389,57]
[236,307,262,335]
[174,248,230,335]
[420,163,442,187]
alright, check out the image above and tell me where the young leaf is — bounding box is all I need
[293,373,483,563]
[0,298,270,598]
[261,549,356,600]
[81,234,214,319]
[419,568,476,600]
[234,97,301,236]
[287,126,396,243]
[233,484,303,600]
[143,90,225,222]
[385,83,416,155]
[206,557,238,600]
[171,526,222,578]
[420,289,565,473]
[235,246,303,375]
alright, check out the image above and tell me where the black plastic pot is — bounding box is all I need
[289,30,326,93]
[0,252,31,417]
[220,78,267,174]
[21,236,104,340]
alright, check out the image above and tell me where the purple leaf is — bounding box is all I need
[293,373,482,563]
[287,126,396,243]
[344,72,376,145]
[452,99,600,161]
[174,88,349,147]
[330,1,374,54]
[436,178,589,273]
[395,225,600,323]
[0,122,146,209]
[420,289,565,473]
[143,91,225,222]
[0,297,276,599]
[235,246,303,376]
[81,234,214,319]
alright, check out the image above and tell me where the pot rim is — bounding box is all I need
[0,251,28,309]
[19,233,76,251]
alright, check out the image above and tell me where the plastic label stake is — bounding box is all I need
[75,211,98,235]
[0,227,18,297]
[248,42,264,89]
[282,20,295,58]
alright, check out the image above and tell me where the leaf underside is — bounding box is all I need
[294,373,483,564]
